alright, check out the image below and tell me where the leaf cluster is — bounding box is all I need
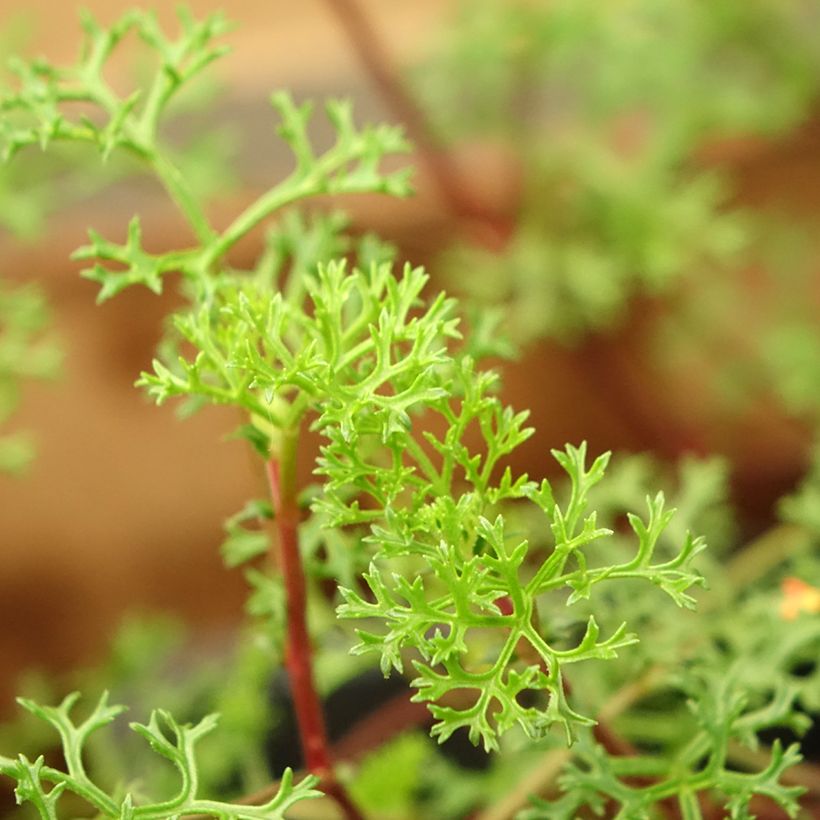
[129,191,707,755]
[334,436,705,752]
[533,453,818,819]
[0,8,230,163]
[66,91,410,304]
[138,254,442,435]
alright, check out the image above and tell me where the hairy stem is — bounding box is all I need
[264,430,364,820]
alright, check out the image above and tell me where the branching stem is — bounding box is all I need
[81,73,216,246]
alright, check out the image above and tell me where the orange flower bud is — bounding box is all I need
[780,577,820,620]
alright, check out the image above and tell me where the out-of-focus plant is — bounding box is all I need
[0,280,59,473]
[416,0,820,343]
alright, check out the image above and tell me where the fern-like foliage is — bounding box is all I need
[330,433,705,751]
[66,90,410,304]
[0,7,410,304]
[0,8,230,162]
[134,222,706,752]
[0,692,319,819]
[521,451,816,820]
[0,7,414,815]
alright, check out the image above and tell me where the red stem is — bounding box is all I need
[323,0,514,247]
[265,455,364,820]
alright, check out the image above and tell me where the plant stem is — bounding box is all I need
[264,428,364,820]
[322,0,513,244]
[210,176,316,262]
[86,76,216,247]
[150,151,217,246]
